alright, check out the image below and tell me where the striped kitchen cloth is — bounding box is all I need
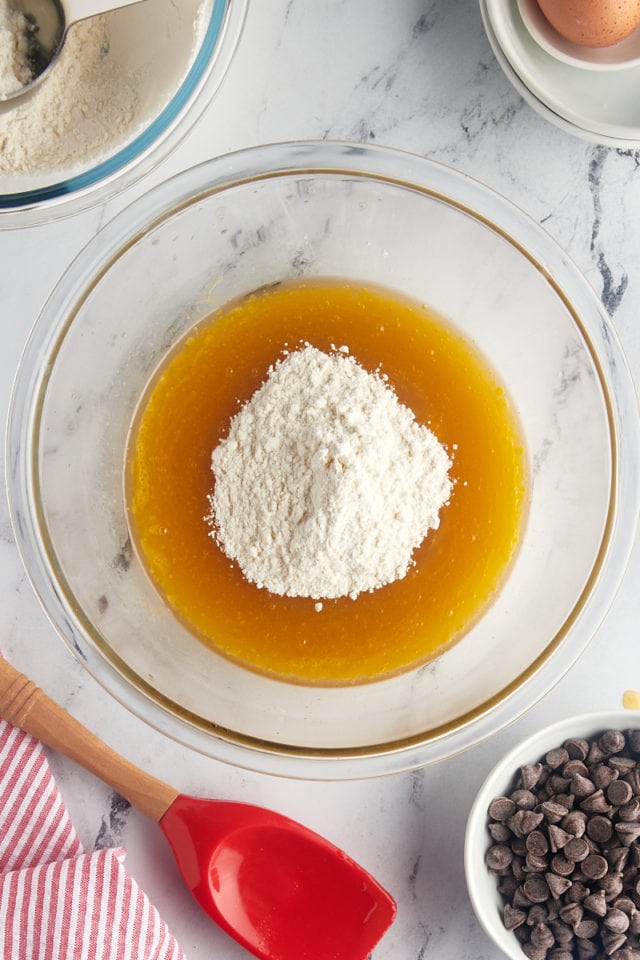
[0,717,186,960]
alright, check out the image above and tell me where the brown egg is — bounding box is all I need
[537,0,640,47]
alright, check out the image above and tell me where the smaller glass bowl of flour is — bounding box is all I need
[7,141,639,779]
[0,0,247,226]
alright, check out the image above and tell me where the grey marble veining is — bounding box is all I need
[2,1,640,958]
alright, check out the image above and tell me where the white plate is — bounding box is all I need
[483,0,640,144]
[517,0,640,71]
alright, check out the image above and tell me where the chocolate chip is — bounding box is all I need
[489,821,513,842]
[626,769,640,796]
[514,885,532,908]
[619,798,640,822]
[609,780,634,806]
[527,904,549,925]
[521,763,545,790]
[565,838,590,863]
[580,790,613,814]
[601,929,627,955]
[489,796,516,820]
[547,873,573,899]
[610,757,637,775]
[498,875,519,897]
[582,853,608,880]
[551,854,576,877]
[563,811,588,838]
[513,789,538,810]
[594,764,620,790]
[576,941,599,960]
[605,908,631,933]
[606,847,630,873]
[513,837,528,857]
[551,918,575,945]
[564,760,590,779]
[565,739,590,761]
[559,901,583,927]
[600,731,627,755]
[525,853,549,873]
[600,873,624,901]
[512,810,545,837]
[588,742,607,764]
[526,830,550,857]
[549,825,573,852]
[628,730,640,754]
[629,912,640,935]
[547,747,570,769]
[584,890,608,916]
[504,903,527,930]
[572,774,597,799]
[550,775,573,795]
[486,844,513,872]
[530,921,555,948]
[612,897,636,915]
[616,822,640,845]
[542,800,572,824]
[586,814,614,843]
[523,878,551,903]
[566,882,591,904]
[522,944,547,960]
[574,918,600,939]
[614,948,640,960]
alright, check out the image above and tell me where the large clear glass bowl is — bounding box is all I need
[6,141,640,778]
[0,0,247,228]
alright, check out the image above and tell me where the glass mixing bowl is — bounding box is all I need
[0,0,247,227]
[7,141,640,778]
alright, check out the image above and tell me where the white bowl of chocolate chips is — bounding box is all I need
[465,712,640,960]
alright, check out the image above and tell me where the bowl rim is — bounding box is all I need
[6,140,640,779]
[0,0,249,228]
[464,708,640,958]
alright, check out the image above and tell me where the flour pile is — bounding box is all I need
[207,345,453,601]
[0,2,34,98]
[0,16,139,175]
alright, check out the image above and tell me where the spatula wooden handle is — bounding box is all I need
[0,657,179,822]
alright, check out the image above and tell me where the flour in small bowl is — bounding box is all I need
[0,0,207,185]
[0,2,35,98]
[207,345,453,601]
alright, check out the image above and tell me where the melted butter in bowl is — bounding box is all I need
[126,279,527,686]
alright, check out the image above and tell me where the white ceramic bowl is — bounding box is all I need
[6,141,640,779]
[0,0,247,227]
[517,0,640,70]
[465,710,640,959]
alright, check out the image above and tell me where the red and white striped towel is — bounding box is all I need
[0,718,186,960]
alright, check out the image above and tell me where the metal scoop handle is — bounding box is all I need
[1,0,147,103]
[63,0,147,28]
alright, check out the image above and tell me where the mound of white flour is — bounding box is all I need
[207,345,452,601]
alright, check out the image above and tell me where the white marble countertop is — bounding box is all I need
[2,1,640,958]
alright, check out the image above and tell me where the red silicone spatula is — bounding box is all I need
[0,657,396,960]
